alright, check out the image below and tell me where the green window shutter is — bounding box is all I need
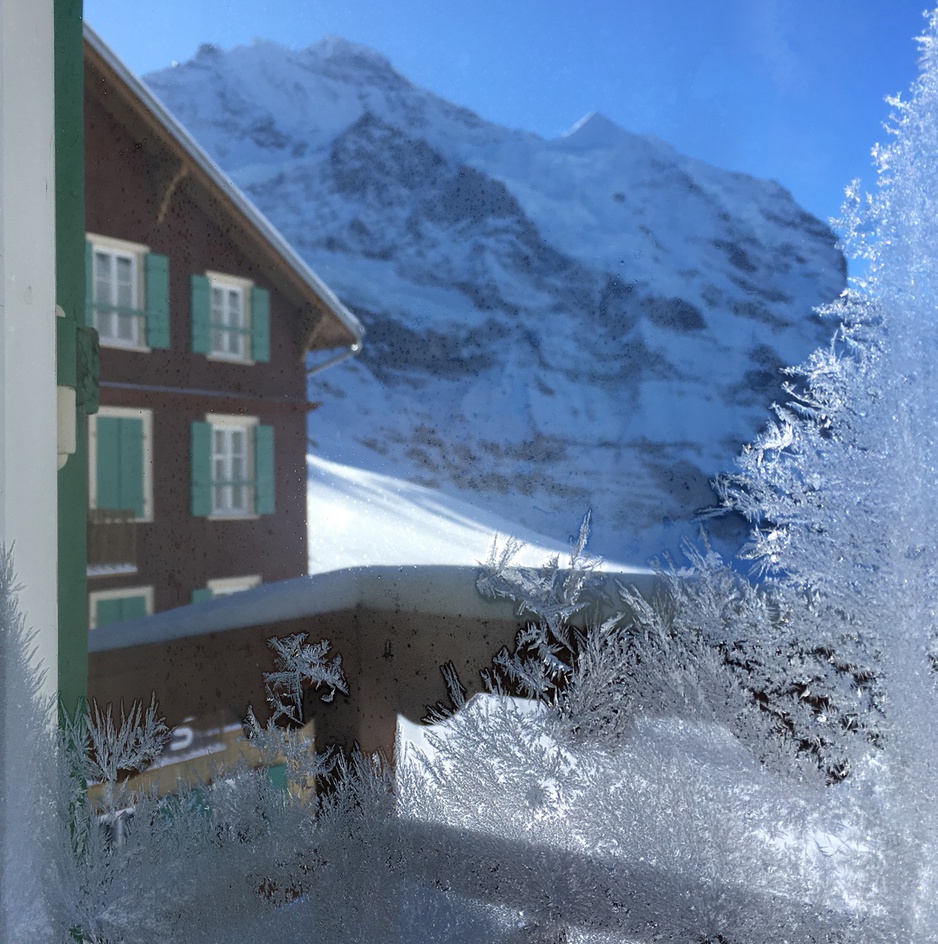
[96,416,144,517]
[191,421,213,516]
[96,416,122,511]
[95,597,125,628]
[191,588,214,604]
[84,240,94,327]
[95,594,147,627]
[118,418,145,517]
[250,286,270,363]
[267,763,288,791]
[191,274,212,354]
[121,594,149,621]
[254,424,275,515]
[145,253,170,349]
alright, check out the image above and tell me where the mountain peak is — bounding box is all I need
[560,111,630,149]
[194,42,223,62]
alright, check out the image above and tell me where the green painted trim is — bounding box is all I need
[76,325,100,415]
[56,317,77,388]
[55,0,89,715]
[84,239,93,320]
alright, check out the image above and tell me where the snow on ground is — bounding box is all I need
[306,454,643,574]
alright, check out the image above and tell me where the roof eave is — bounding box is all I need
[83,23,365,354]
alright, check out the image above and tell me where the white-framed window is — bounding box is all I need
[89,585,154,630]
[89,406,154,522]
[208,574,262,596]
[210,414,258,517]
[191,272,270,363]
[90,236,144,347]
[192,574,262,603]
[191,414,275,519]
[209,273,251,360]
[86,234,171,351]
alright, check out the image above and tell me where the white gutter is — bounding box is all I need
[83,24,365,364]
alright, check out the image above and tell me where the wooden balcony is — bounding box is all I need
[87,507,138,574]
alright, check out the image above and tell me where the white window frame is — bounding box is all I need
[206,270,254,363]
[206,574,262,597]
[207,412,259,519]
[88,585,154,630]
[88,406,154,522]
[87,232,150,351]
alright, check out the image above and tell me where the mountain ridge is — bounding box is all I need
[145,38,846,560]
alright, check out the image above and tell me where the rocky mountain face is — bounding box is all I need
[147,38,846,561]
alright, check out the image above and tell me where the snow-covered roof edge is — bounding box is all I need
[88,564,662,653]
[83,23,365,352]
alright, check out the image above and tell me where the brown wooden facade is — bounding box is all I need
[83,30,362,627]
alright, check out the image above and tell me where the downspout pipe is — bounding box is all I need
[306,339,364,379]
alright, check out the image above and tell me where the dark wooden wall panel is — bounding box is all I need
[85,72,311,612]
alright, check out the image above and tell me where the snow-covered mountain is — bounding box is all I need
[146,38,846,561]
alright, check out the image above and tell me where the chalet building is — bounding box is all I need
[83,27,363,630]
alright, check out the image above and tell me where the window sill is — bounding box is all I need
[89,509,153,525]
[206,351,255,366]
[99,339,151,353]
[87,563,139,578]
[207,512,260,521]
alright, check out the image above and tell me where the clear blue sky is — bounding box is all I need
[84,0,931,227]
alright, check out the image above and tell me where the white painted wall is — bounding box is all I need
[0,1,59,699]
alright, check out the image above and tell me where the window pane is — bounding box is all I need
[94,309,112,338]
[91,247,139,344]
[209,423,254,513]
[208,282,248,357]
[115,256,134,308]
[93,252,111,301]
[228,289,243,327]
[116,314,133,341]
[211,286,223,315]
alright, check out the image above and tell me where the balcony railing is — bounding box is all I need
[87,507,138,574]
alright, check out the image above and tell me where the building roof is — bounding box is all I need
[83,24,364,355]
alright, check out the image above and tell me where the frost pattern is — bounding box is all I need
[263,633,349,724]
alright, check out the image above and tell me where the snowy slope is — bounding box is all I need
[306,453,646,574]
[146,39,846,562]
